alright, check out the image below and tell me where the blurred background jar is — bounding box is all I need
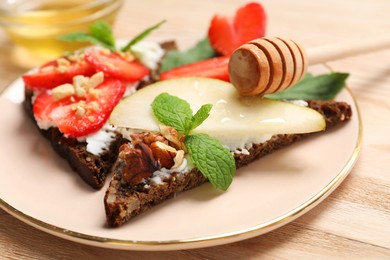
[0,0,123,68]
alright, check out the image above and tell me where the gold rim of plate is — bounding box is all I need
[0,79,362,251]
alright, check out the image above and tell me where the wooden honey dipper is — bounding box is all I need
[228,36,390,96]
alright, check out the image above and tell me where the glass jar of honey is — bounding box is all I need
[0,0,123,68]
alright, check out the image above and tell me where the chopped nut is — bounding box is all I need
[118,51,135,61]
[172,150,185,169]
[71,72,104,97]
[89,101,100,111]
[75,87,86,97]
[67,52,84,63]
[56,65,68,73]
[155,141,176,153]
[72,77,85,97]
[75,105,86,117]
[67,54,79,62]
[89,88,101,99]
[159,125,186,151]
[40,65,54,73]
[119,143,158,185]
[56,57,71,67]
[99,48,111,55]
[86,72,104,89]
[130,132,166,146]
[73,75,87,89]
[52,83,75,101]
[149,141,177,169]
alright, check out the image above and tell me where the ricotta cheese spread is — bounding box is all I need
[85,123,117,155]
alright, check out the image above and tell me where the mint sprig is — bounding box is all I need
[58,32,116,50]
[88,20,116,48]
[121,20,166,52]
[58,20,165,52]
[151,93,236,190]
[58,21,116,51]
[151,93,193,134]
[266,72,349,100]
[191,103,213,130]
[186,134,235,191]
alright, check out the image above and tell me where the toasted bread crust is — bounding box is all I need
[24,88,126,189]
[104,100,352,227]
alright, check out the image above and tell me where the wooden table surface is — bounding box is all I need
[1,0,389,259]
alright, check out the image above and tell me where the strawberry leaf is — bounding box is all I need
[160,38,217,72]
[266,73,349,101]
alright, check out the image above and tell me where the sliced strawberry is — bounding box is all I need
[234,3,266,43]
[84,49,149,82]
[33,79,126,138]
[23,58,96,90]
[208,2,266,56]
[160,56,230,81]
[33,92,73,129]
[208,16,236,56]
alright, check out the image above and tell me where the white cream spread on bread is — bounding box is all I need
[130,41,165,70]
[85,124,117,155]
[142,157,190,188]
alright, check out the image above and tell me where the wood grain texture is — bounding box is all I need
[1,0,389,259]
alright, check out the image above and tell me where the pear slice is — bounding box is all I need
[110,77,325,150]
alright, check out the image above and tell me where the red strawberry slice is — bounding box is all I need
[208,2,266,56]
[160,56,230,81]
[84,49,150,82]
[23,58,96,90]
[33,78,126,138]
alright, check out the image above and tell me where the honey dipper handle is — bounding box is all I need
[306,36,390,65]
[229,36,390,97]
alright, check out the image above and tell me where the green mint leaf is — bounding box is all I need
[160,38,217,72]
[89,20,116,48]
[151,93,234,190]
[57,32,102,45]
[191,104,212,130]
[57,22,116,51]
[151,93,193,134]
[266,72,349,101]
[185,133,236,191]
[303,72,314,80]
[122,20,166,52]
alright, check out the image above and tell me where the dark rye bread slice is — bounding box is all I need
[23,88,127,189]
[104,100,352,227]
[23,41,178,189]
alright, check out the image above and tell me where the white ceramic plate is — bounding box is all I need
[0,77,361,251]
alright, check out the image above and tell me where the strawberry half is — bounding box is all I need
[33,78,126,138]
[23,58,96,90]
[208,2,266,56]
[84,49,150,82]
[160,56,230,81]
